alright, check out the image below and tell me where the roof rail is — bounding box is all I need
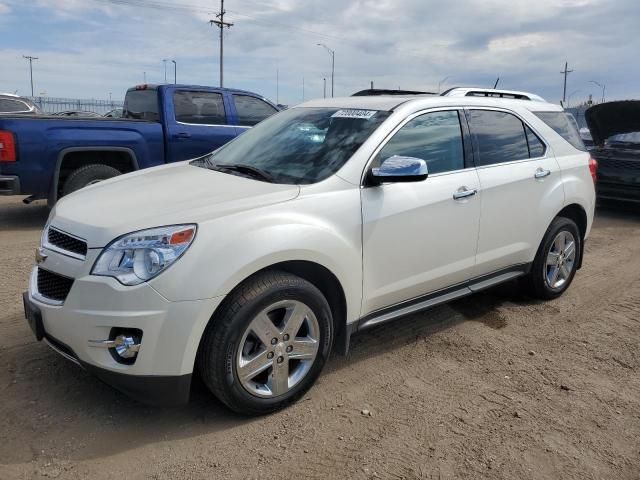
[441,87,546,102]
[352,88,435,97]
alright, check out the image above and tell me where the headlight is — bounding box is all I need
[92,224,197,286]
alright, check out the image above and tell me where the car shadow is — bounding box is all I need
[0,198,49,231]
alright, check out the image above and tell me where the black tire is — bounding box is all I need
[198,271,334,415]
[62,164,121,196]
[522,216,582,300]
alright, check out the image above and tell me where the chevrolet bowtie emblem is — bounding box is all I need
[35,247,48,264]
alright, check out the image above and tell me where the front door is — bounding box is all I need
[361,109,481,316]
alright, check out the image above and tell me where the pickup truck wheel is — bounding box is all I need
[522,217,581,300]
[62,164,121,196]
[198,271,333,415]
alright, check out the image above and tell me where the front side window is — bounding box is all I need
[192,107,391,184]
[467,110,531,166]
[174,91,226,125]
[233,95,278,126]
[374,110,465,174]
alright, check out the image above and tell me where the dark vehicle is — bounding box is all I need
[53,110,102,117]
[0,94,42,115]
[586,101,640,203]
[0,84,279,205]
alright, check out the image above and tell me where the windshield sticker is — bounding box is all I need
[331,109,377,120]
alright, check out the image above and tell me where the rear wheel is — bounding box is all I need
[62,164,121,196]
[198,271,333,415]
[522,217,581,300]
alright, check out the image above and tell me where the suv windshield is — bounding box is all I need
[192,107,391,184]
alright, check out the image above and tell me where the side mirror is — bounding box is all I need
[370,155,428,184]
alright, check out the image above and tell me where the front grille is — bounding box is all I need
[597,158,640,171]
[47,228,88,257]
[37,268,74,302]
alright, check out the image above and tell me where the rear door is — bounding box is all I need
[466,108,564,276]
[165,89,237,162]
[230,94,279,134]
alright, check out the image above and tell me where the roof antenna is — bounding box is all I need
[493,77,500,89]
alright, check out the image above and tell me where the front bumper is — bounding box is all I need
[25,250,223,405]
[0,175,20,195]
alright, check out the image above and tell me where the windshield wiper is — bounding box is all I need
[213,163,275,183]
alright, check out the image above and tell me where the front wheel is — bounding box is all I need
[522,217,581,300]
[198,271,333,415]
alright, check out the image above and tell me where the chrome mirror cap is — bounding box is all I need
[371,155,429,183]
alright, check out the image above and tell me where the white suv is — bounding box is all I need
[24,88,596,415]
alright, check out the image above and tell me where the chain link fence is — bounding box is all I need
[28,97,124,115]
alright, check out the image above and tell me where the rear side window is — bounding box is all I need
[233,95,278,126]
[123,89,159,121]
[174,91,226,125]
[467,110,530,166]
[534,112,586,151]
[525,125,546,157]
[375,110,465,174]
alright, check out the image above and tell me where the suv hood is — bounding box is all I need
[585,101,640,146]
[51,162,300,247]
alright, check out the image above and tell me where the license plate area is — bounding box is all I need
[23,292,44,341]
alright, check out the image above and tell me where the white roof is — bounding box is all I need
[297,94,562,113]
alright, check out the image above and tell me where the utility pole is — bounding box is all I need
[210,0,233,88]
[323,78,326,98]
[302,76,305,102]
[143,71,147,83]
[163,59,168,83]
[276,69,279,104]
[370,80,374,89]
[23,55,38,97]
[172,60,177,84]
[560,61,573,105]
[317,44,335,97]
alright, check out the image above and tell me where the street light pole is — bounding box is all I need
[23,55,38,97]
[163,59,167,83]
[323,78,326,99]
[317,44,335,97]
[171,60,177,84]
[589,80,605,103]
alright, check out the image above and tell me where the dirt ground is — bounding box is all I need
[1,195,639,480]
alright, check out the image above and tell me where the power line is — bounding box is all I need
[86,0,345,40]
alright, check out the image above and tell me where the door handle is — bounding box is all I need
[173,132,191,139]
[534,168,551,179]
[453,187,477,200]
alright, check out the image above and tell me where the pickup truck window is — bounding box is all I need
[174,91,226,125]
[233,95,278,126]
[194,107,390,184]
[123,89,159,121]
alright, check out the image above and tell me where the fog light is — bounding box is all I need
[88,329,142,365]
[114,335,140,359]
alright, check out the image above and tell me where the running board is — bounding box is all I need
[356,264,530,333]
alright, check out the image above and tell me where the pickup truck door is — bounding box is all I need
[165,89,238,162]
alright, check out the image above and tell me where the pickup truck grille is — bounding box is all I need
[597,158,640,171]
[47,227,88,257]
[37,268,74,302]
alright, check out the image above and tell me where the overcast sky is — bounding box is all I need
[0,0,637,106]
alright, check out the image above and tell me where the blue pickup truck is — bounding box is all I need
[0,84,279,205]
